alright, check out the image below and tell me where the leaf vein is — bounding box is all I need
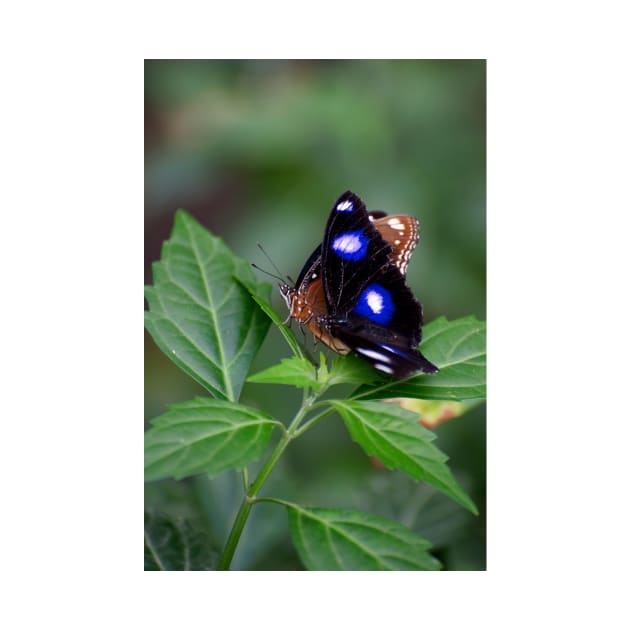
[144,527,167,571]
[183,221,234,400]
[296,509,387,570]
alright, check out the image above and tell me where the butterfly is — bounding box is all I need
[280,190,438,378]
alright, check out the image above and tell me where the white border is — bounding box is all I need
[4,1,629,627]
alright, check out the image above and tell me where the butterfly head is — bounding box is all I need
[279,282,294,312]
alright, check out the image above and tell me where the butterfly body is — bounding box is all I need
[280,191,438,378]
[281,244,351,355]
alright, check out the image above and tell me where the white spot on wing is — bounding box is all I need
[366,290,384,314]
[332,233,363,254]
[374,363,394,374]
[356,347,391,363]
[336,199,353,212]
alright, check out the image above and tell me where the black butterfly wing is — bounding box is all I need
[332,328,439,377]
[298,209,416,294]
[330,261,438,377]
[322,191,394,313]
[294,244,322,290]
[321,191,437,378]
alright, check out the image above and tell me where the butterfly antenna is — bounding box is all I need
[256,243,289,282]
[251,262,284,283]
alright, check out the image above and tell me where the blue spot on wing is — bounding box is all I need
[331,231,368,261]
[352,283,395,325]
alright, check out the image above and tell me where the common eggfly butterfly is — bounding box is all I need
[280,191,438,378]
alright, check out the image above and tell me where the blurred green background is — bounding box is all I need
[145,60,486,570]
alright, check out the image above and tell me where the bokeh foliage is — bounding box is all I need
[145,60,485,570]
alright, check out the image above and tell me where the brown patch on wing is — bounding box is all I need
[302,277,350,354]
[289,266,350,355]
[372,215,419,276]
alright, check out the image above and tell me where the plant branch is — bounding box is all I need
[252,496,295,508]
[292,406,335,438]
[217,391,321,570]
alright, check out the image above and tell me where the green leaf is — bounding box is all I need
[144,398,279,481]
[330,400,477,514]
[247,356,319,389]
[144,512,217,571]
[236,278,306,360]
[354,316,486,401]
[350,473,475,550]
[316,352,328,383]
[286,505,441,570]
[145,210,271,401]
[328,353,381,386]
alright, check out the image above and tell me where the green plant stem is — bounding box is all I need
[217,393,320,570]
[252,496,295,508]
[292,406,335,438]
[216,435,289,570]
